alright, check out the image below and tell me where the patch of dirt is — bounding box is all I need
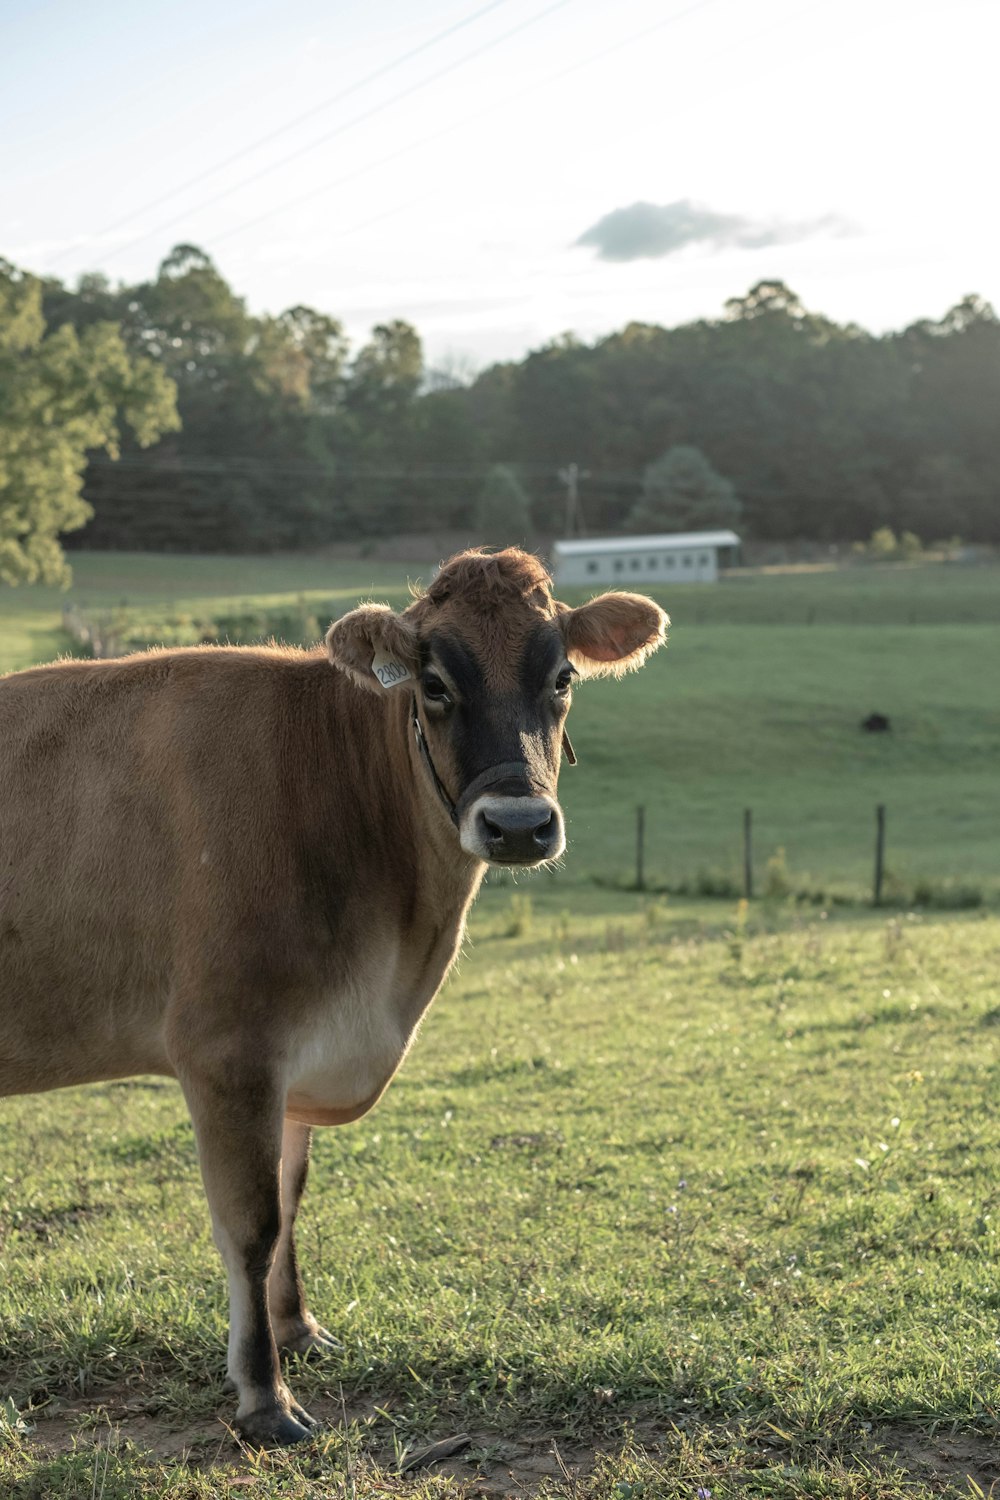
[23,1390,1000,1497]
[24,1384,649,1494]
[27,1383,228,1466]
[876,1424,1000,1496]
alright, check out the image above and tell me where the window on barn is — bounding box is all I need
[629,557,641,571]
[682,554,693,567]
[647,556,658,568]
[665,555,676,567]
[699,553,709,566]
[586,560,598,574]
[614,559,624,573]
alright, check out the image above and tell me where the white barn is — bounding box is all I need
[552,530,741,587]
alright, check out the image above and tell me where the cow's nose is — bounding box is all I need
[464,795,565,865]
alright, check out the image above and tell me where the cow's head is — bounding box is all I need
[326,549,668,867]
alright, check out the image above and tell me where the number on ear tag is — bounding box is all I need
[371,646,412,689]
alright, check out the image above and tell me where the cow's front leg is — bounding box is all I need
[269,1119,340,1357]
[181,1069,318,1446]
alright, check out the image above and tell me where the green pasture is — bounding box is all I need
[1,552,997,901]
[0,552,420,678]
[1,894,999,1496]
[2,555,999,1494]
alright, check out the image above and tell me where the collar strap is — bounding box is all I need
[411,698,575,827]
[412,699,459,824]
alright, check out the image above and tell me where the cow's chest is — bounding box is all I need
[283,929,457,1127]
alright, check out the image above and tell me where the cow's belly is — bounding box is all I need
[284,987,413,1128]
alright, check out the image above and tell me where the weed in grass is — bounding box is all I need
[912,876,985,910]
[642,899,670,937]
[726,898,750,971]
[883,917,905,964]
[553,908,572,944]
[504,894,534,938]
[0,1398,32,1445]
[763,847,792,903]
[693,869,743,900]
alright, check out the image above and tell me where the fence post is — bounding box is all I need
[873,803,886,906]
[635,805,645,891]
[743,808,753,899]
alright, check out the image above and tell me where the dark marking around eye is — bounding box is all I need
[519,625,568,696]
[430,635,482,698]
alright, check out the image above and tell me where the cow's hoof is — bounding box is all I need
[282,1326,343,1358]
[274,1315,343,1357]
[236,1402,317,1447]
[288,1397,320,1431]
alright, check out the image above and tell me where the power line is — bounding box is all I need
[209,0,727,251]
[85,453,647,483]
[81,0,575,271]
[42,0,514,267]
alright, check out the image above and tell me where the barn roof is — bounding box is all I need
[553,530,740,557]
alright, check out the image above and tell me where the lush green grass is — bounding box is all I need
[0,552,426,677]
[560,617,999,899]
[615,558,1000,628]
[2,892,999,1496]
[556,559,1000,899]
[1,552,998,901]
[2,555,996,1495]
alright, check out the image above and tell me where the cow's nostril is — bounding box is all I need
[467,798,564,866]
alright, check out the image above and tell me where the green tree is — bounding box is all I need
[474,464,533,546]
[630,445,741,533]
[901,453,990,541]
[340,321,424,533]
[253,305,348,410]
[0,260,178,585]
[346,320,423,419]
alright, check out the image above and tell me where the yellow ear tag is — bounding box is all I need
[371,646,412,689]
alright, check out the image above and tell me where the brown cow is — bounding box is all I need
[0,548,667,1445]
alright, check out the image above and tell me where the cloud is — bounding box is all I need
[575,199,852,262]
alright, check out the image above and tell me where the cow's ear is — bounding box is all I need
[325,605,420,694]
[559,592,668,678]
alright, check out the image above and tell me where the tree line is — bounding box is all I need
[1,243,997,581]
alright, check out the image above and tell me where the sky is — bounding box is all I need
[3,0,998,372]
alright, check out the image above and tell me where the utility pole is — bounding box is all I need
[557,463,588,537]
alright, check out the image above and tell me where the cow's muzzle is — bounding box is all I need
[460,793,565,866]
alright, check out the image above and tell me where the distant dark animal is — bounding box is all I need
[0,547,668,1446]
[861,712,891,733]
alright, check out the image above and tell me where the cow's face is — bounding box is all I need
[327,549,668,867]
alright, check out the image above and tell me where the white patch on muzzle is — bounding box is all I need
[459,794,566,866]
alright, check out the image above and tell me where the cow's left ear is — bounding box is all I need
[325,604,420,694]
[559,592,669,678]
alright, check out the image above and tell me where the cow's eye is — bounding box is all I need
[422,673,452,707]
[554,666,574,697]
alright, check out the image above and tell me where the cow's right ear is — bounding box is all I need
[325,605,420,694]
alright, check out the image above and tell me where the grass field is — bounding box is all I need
[1,551,997,901]
[1,892,999,1497]
[2,553,999,1495]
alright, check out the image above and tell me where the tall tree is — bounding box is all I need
[630,445,741,533]
[474,464,533,547]
[0,260,178,585]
